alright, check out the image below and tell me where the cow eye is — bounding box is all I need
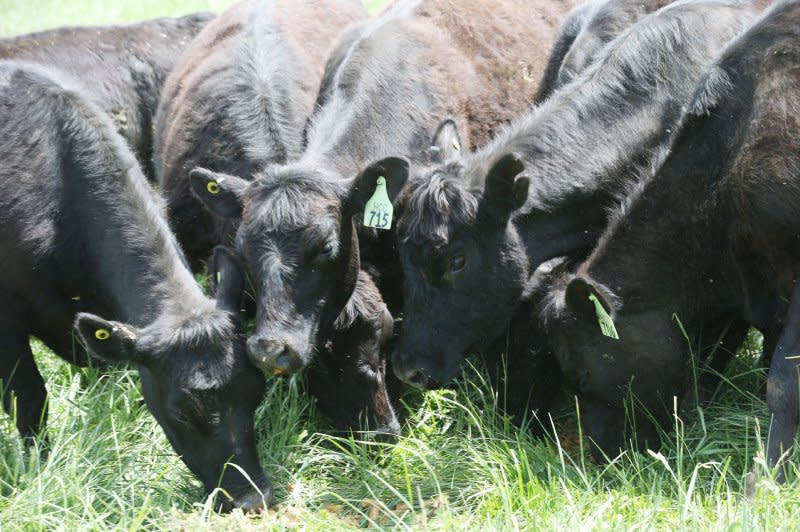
[321,242,334,255]
[357,360,378,379]
[450,253,466,273]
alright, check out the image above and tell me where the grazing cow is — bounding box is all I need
[305,270,400,435]
[155,0,367,270]
[0,61,268,511]
[191,0,577,381]
[384,0,756,389]
[0,13,213,180]
[541,0,800,467]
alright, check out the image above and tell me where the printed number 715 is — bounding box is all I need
[368,210,389,228]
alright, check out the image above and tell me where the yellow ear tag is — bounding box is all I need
[206,180,221,195]
[95,328,111,341]
[588,293,619,340]
[272,368,283,376]
[363,176,393,230]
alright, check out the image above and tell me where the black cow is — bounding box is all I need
[190,0,577,434]
[0,13,212,180]
[383,0,756,390]
[0,61,268,511]
[155,0,367,271]
[542,0,800,468]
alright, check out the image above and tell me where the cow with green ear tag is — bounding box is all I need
[542,0,800,468]
[0,61,269,512]
[384,0,755,390]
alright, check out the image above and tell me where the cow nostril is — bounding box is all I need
[271,345,303,375]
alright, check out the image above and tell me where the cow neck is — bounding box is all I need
[465,3,748,271]
[64,108,211,328]
[535,89,676,267]
[300,39,438,184]
[580,145,728,322]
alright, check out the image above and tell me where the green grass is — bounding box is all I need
[0,0,235,34]
[2,334,798,530]
[2,1,800,530]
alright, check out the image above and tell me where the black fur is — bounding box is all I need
[0,13,212,180]
[555,0,675,87]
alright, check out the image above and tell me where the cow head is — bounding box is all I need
[387,152,531,389]
[543,272,688,458]
[74,247,269,512]
[191,159,407,376]
[306,285,401,438]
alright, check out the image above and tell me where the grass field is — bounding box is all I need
[1,1,800,530]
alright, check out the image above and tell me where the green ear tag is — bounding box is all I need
[363,176,393,230]
[95,328,111,341]
[588,293,619,340]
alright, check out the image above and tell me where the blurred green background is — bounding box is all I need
[0,0,387,37]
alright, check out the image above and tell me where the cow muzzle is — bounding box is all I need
[391,354,438,390]
[246,336,304,375]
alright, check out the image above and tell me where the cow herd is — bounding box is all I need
[0,0,797,513]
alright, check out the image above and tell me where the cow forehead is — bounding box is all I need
[399,169,479,247]
[141,308,235,353]
[243,183,341,235]
[243,206,341,257]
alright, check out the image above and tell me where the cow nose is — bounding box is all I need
[233,486,271,513]
[394,364,430,389]
[374,417,402,442]
[246,337,303,375]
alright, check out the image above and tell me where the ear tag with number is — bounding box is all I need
[363,176,393,230]
[588,293,619,340]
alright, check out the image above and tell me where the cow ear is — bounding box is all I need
[428,119,463,163]
[189,167,248,219]
[74,313,143,364]
[320,217,361,338]
[482,153,529,222]
[212,245,245,313]
[565,276,621,338]
[347,157,410,212]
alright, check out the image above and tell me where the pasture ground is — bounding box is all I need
[1,1,799,530]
